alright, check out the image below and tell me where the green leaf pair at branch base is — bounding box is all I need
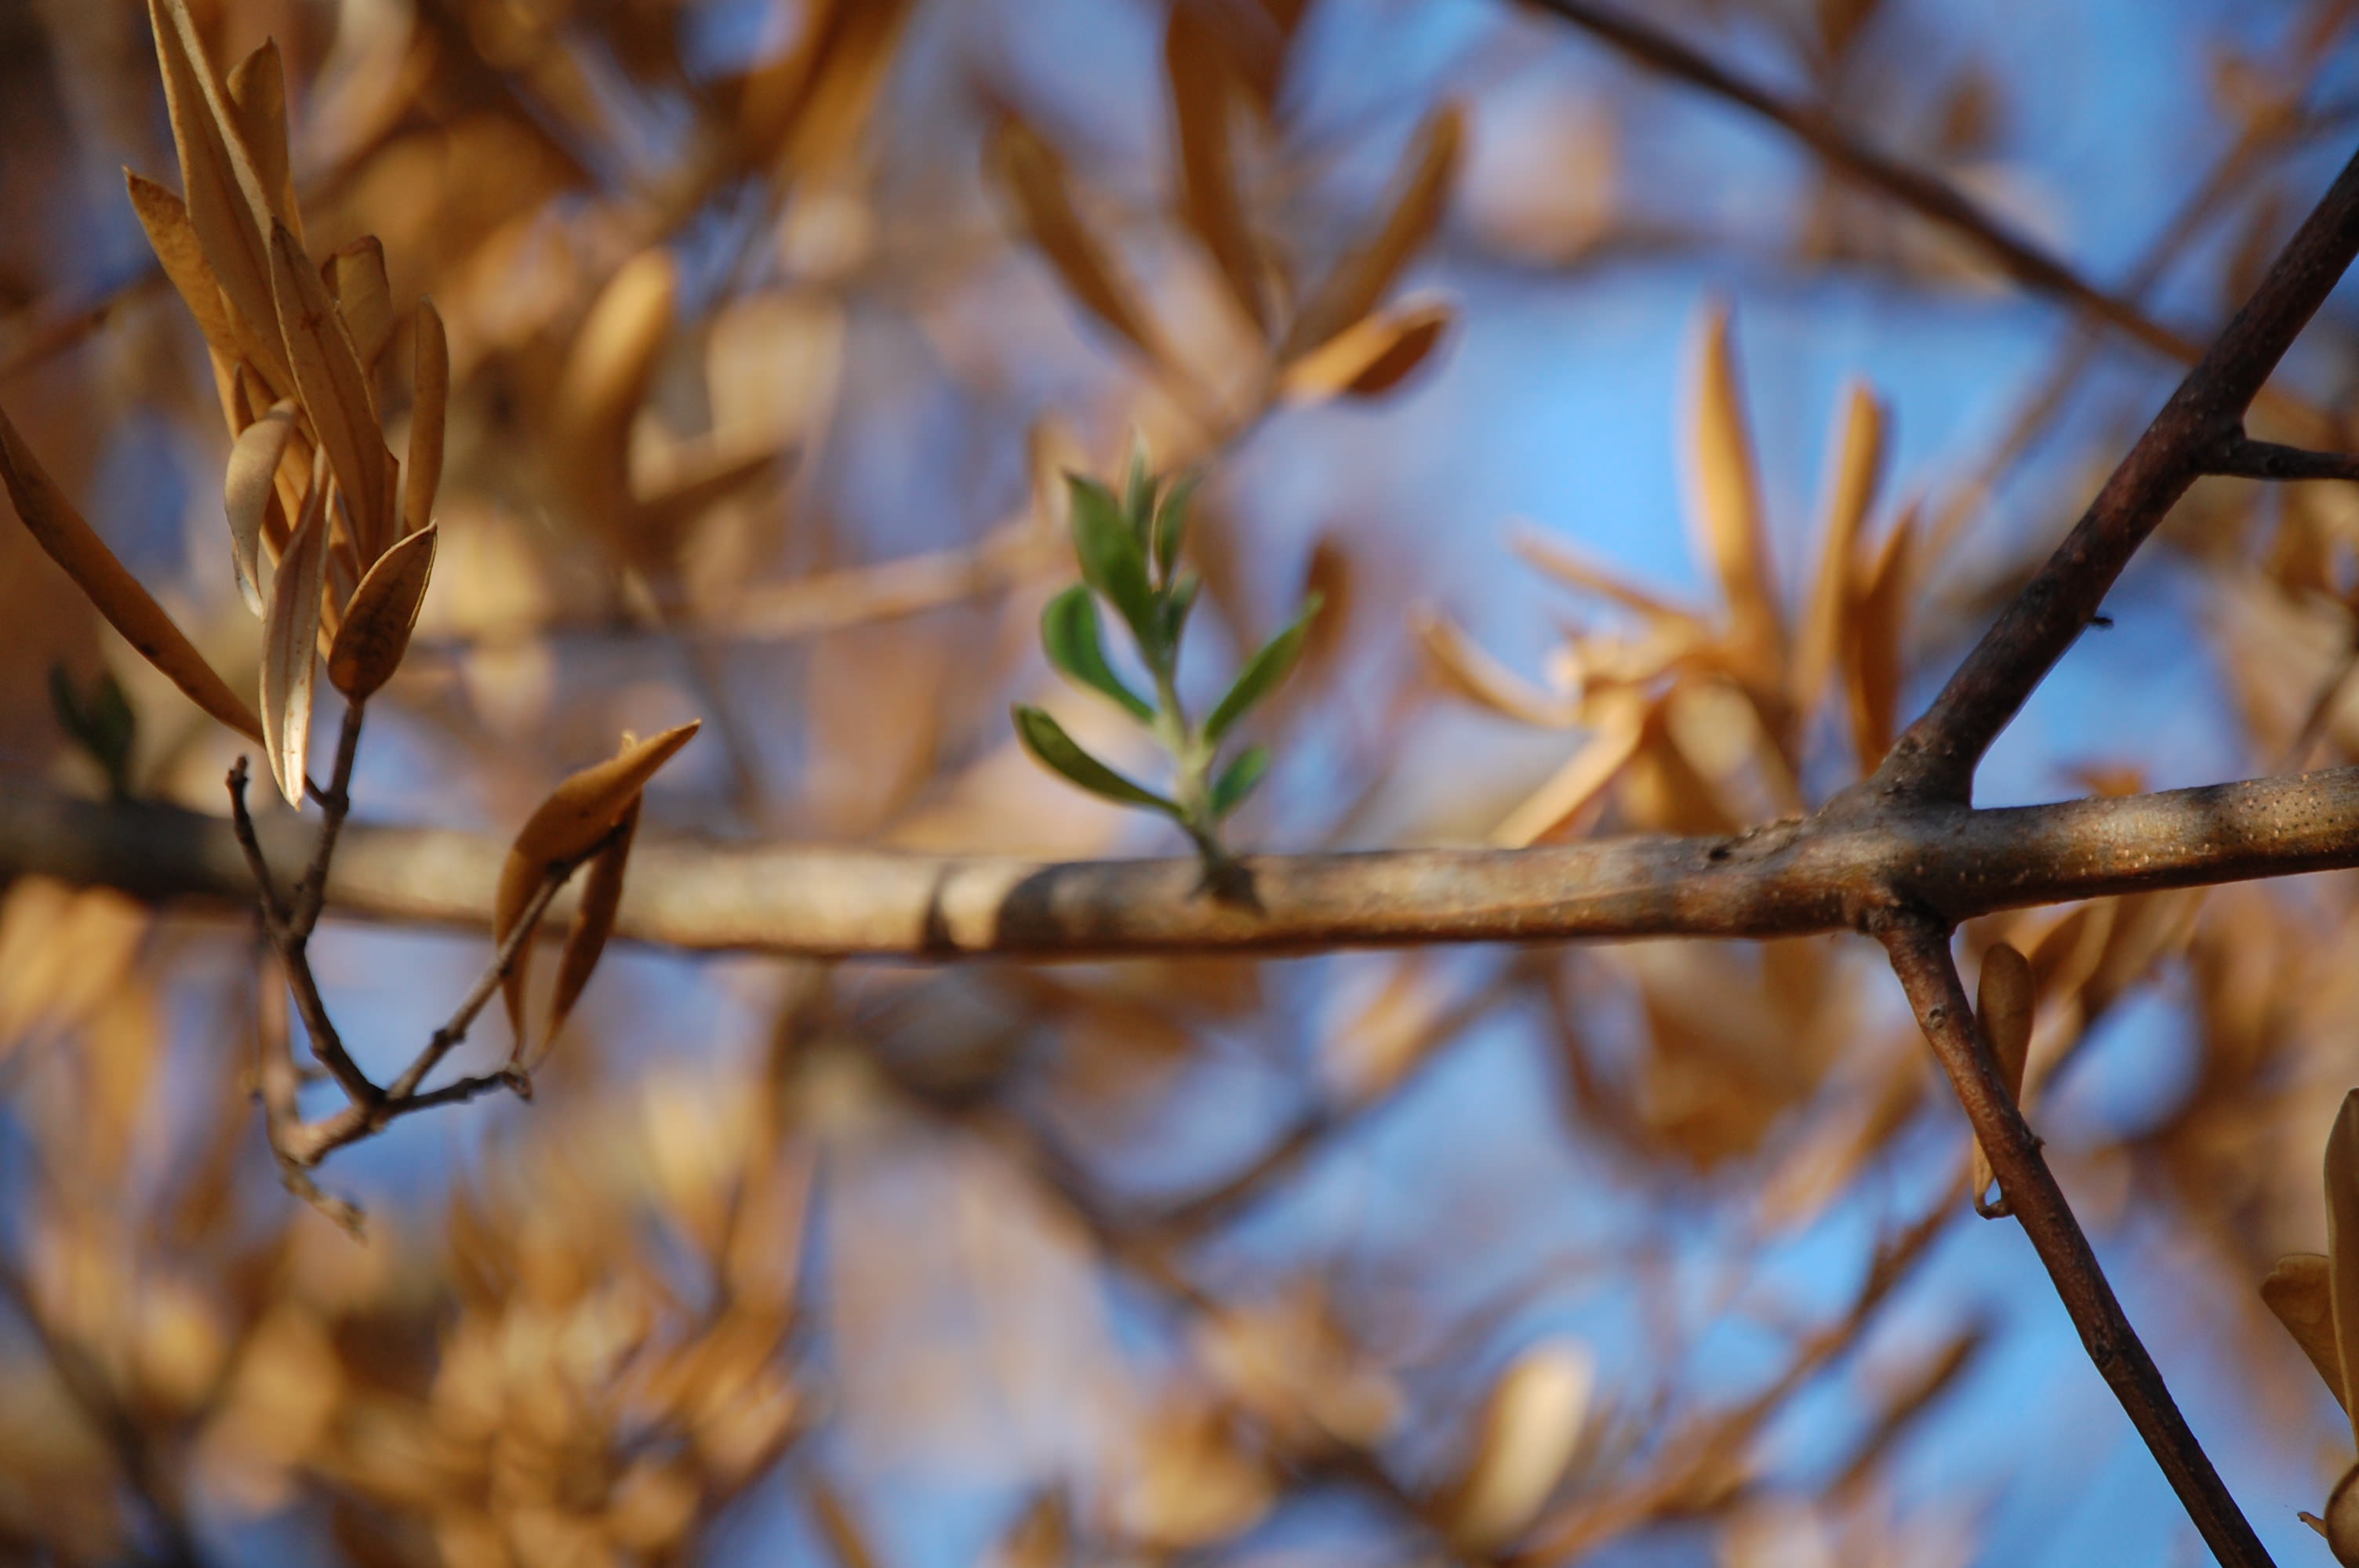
[1018,453,1320,881]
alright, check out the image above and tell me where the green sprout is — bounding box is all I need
[49,662,136,800]
[1013,451,1318,891]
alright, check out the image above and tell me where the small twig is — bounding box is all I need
[1874,909,2273,1568]
[292,699,366,935]
[386,852,585,1100]
[2206,434,2359,482]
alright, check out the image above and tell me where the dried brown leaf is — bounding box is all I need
[495,722,700,1043]
[124,171,243,365]
[1167,6,1268,335]
[993,119,1166,365]
[1411,606,1579,728]
[1968,941,2033,1207]
[326,237,394,368]
[260,462,329,804]
[225,40,299,246]
[224,398,299,616]
[1492,697,1648,848]
[326,522,436,699]
[554,250,676,535]
[404,299,448,536]
[2263,1252,2345,1408]
[1280,297,1452,402]
[540,793,639,1061]
[1845,505,1916,772]
[0,405,264,743]
[269,221,391,562]
[1283,103,1460,359]
[1445,1340,1594,1552]
[1689,302,1783,676]
[1793,379,1885,717]
[147,0,290,390]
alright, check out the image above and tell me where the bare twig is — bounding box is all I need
[2206,435,2359,482]
[1874,910,2271,1568]
[1864,141,2359,804]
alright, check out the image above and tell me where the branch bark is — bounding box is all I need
[11,765,2359,958]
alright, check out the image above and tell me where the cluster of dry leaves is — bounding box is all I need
[5,0,2359,1563]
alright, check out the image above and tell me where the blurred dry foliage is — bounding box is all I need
[7,0,2359,1563]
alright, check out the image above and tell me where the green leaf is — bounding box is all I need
[1151,470,1200,583]
[1205,593,1322,746]
[1158,573,1201,659]
[49,662,136,797]
[1209,743,1271,818]
[1041,585,1154,720]
[1067,474,1157,650]
[1012,705,1180,814]
[1121,437,1157,543]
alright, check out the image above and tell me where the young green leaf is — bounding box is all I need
[50,665,137,798]
[1122,438,1156,541]
[1012,704,1179,814]
[1042,585,1153,720]
[1205,594,1321,746]
[1067,474,1157,649]
[1210,743,1271,819]
[1153,470,1200,583]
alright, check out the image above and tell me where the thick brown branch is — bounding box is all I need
[1874,911,2272,1568]
[15,766,2359,957]
[1870,140,2359,804]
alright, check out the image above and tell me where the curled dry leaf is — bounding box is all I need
[1282,103,1461,360]
[2328,1463,2359,1567]
[405,299,448,537]
[147,0,290,390]
[2263,1253,2344,1406]
[495,722,700,1044]
[0,405,264,743]
[1166,5,1268,335]
[539,793,641,1064]
[1279,297,1453,402]
[1968,941,2034,1210]
[1445,1338,1595,1552]
[1411,606,1581,728]
[2328,1089,2359,1446]
[1689,303,1783,680]
[327,523,437,699]
[993,118,1167,367]
[1792,380,1885,717]
[269,220,391,562]
[224,397,299,615]
[260,463,329,805]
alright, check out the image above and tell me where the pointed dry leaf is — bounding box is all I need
[327,523,436,699]
[147,0,291,389]
[1968,941,2034,1208]
[2263,1253,2346,1408]
[1166,6,1267,335]
[269,221,391,562]
[224,398,298,615]
[260,463,329,804]
[1411,606,1579,728]
[405,299,448,536]
[1280,298,1452,402]
[993,119,1166,365]
[1492,699,1648,847]
[1283,103,1460,359]
[1793,380,1885,717]
[124,172,243,364]
[1446,1340,1594,1552]
[1845,505,1916,772]
[326,238,394,368]
[540,793,639,1062]
[225,40,299,245]
[1511,526,1693,624]
[2327,1090,2359,1449]
[495,722,700,1042]
[0,405,264,742]
[1689,303,1783,673]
